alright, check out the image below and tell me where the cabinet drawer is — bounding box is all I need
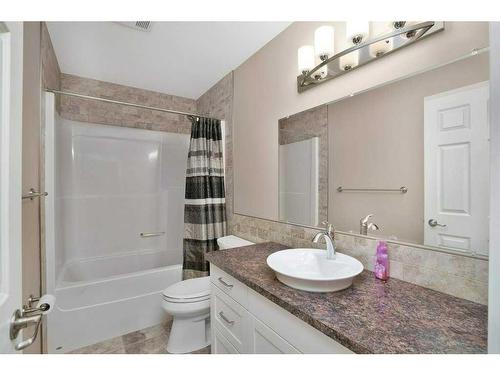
[212,284,250,353]
[210,264,248,308]
[213,328,239,354]
[252,317,300,354]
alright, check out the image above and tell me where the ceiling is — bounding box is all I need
[47,22,290,99]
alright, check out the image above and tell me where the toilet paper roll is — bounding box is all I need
[36,294,56,315]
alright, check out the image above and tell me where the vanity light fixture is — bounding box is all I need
[297,21,444,93]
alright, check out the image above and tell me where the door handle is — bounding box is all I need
[428,219,447,228]
[140,232,165,238]
[218,311,235,326]
[22,188,48,200]
[10,309,43,351]
[217,277,233,288]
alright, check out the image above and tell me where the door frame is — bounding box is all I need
[488,21,500,354]
[0,21,24,353]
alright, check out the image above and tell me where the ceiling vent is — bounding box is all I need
[116,22,153,32]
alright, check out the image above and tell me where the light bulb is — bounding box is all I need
[368,22,394,58]
[297,45,315,75]
[369,38,394,58]
[370,22,392,37]
[346,22,369,45]
[314,26,335,61]
[339,50,359,71]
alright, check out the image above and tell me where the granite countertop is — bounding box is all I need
[205,242,488,354]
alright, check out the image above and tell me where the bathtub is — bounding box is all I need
[47,250,182,353]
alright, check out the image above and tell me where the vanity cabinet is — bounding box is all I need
[210,264,353,354]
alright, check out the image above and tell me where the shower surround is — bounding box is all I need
[43,72,204,352]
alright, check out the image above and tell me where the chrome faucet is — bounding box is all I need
[312,221,336,260]
[360,214,380,235]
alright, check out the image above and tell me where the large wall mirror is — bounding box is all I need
[278,51,490,257]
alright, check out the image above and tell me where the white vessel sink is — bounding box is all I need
[266,249,364,292]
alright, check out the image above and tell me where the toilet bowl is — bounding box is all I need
[161,235,254,353]
[162,276,211,353]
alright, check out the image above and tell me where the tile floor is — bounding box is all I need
[69,316,211,354]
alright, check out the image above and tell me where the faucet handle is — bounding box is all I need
[360,214,374,224]
[321,221,334,237]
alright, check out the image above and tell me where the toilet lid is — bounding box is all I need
[162,276,211,300]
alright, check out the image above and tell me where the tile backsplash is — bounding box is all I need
[231,214,488,305]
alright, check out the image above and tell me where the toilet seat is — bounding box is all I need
[162,276,210,304]
[162,294,210,303]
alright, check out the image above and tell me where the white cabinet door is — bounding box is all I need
[213,328,239,354]
[251,317,300,354]
[424,82,490,256]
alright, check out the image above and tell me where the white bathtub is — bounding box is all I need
[47,250,182,353]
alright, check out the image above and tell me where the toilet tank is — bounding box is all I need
[217,235,254,249]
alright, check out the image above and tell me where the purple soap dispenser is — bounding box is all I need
[374,241,389,281]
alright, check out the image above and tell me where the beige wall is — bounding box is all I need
[233,22,489,221]
[329,53,489,244]
[22,21,43,354]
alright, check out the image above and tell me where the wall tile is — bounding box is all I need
[59,74,196,135]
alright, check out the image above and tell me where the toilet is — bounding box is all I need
[161,235,254,353]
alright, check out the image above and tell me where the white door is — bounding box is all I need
[0,22,24,353]
[424,82,490,256]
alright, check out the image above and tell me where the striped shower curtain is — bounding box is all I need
[182,117,227,279]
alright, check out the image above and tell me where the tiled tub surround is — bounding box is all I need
[206,242,487,354]
[59,73,196,134]
[231,214,488,305]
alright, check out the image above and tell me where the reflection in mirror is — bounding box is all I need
[279,106,328,226]
[279,51,490,257]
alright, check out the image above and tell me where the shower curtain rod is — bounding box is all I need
[44,89,221,121]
